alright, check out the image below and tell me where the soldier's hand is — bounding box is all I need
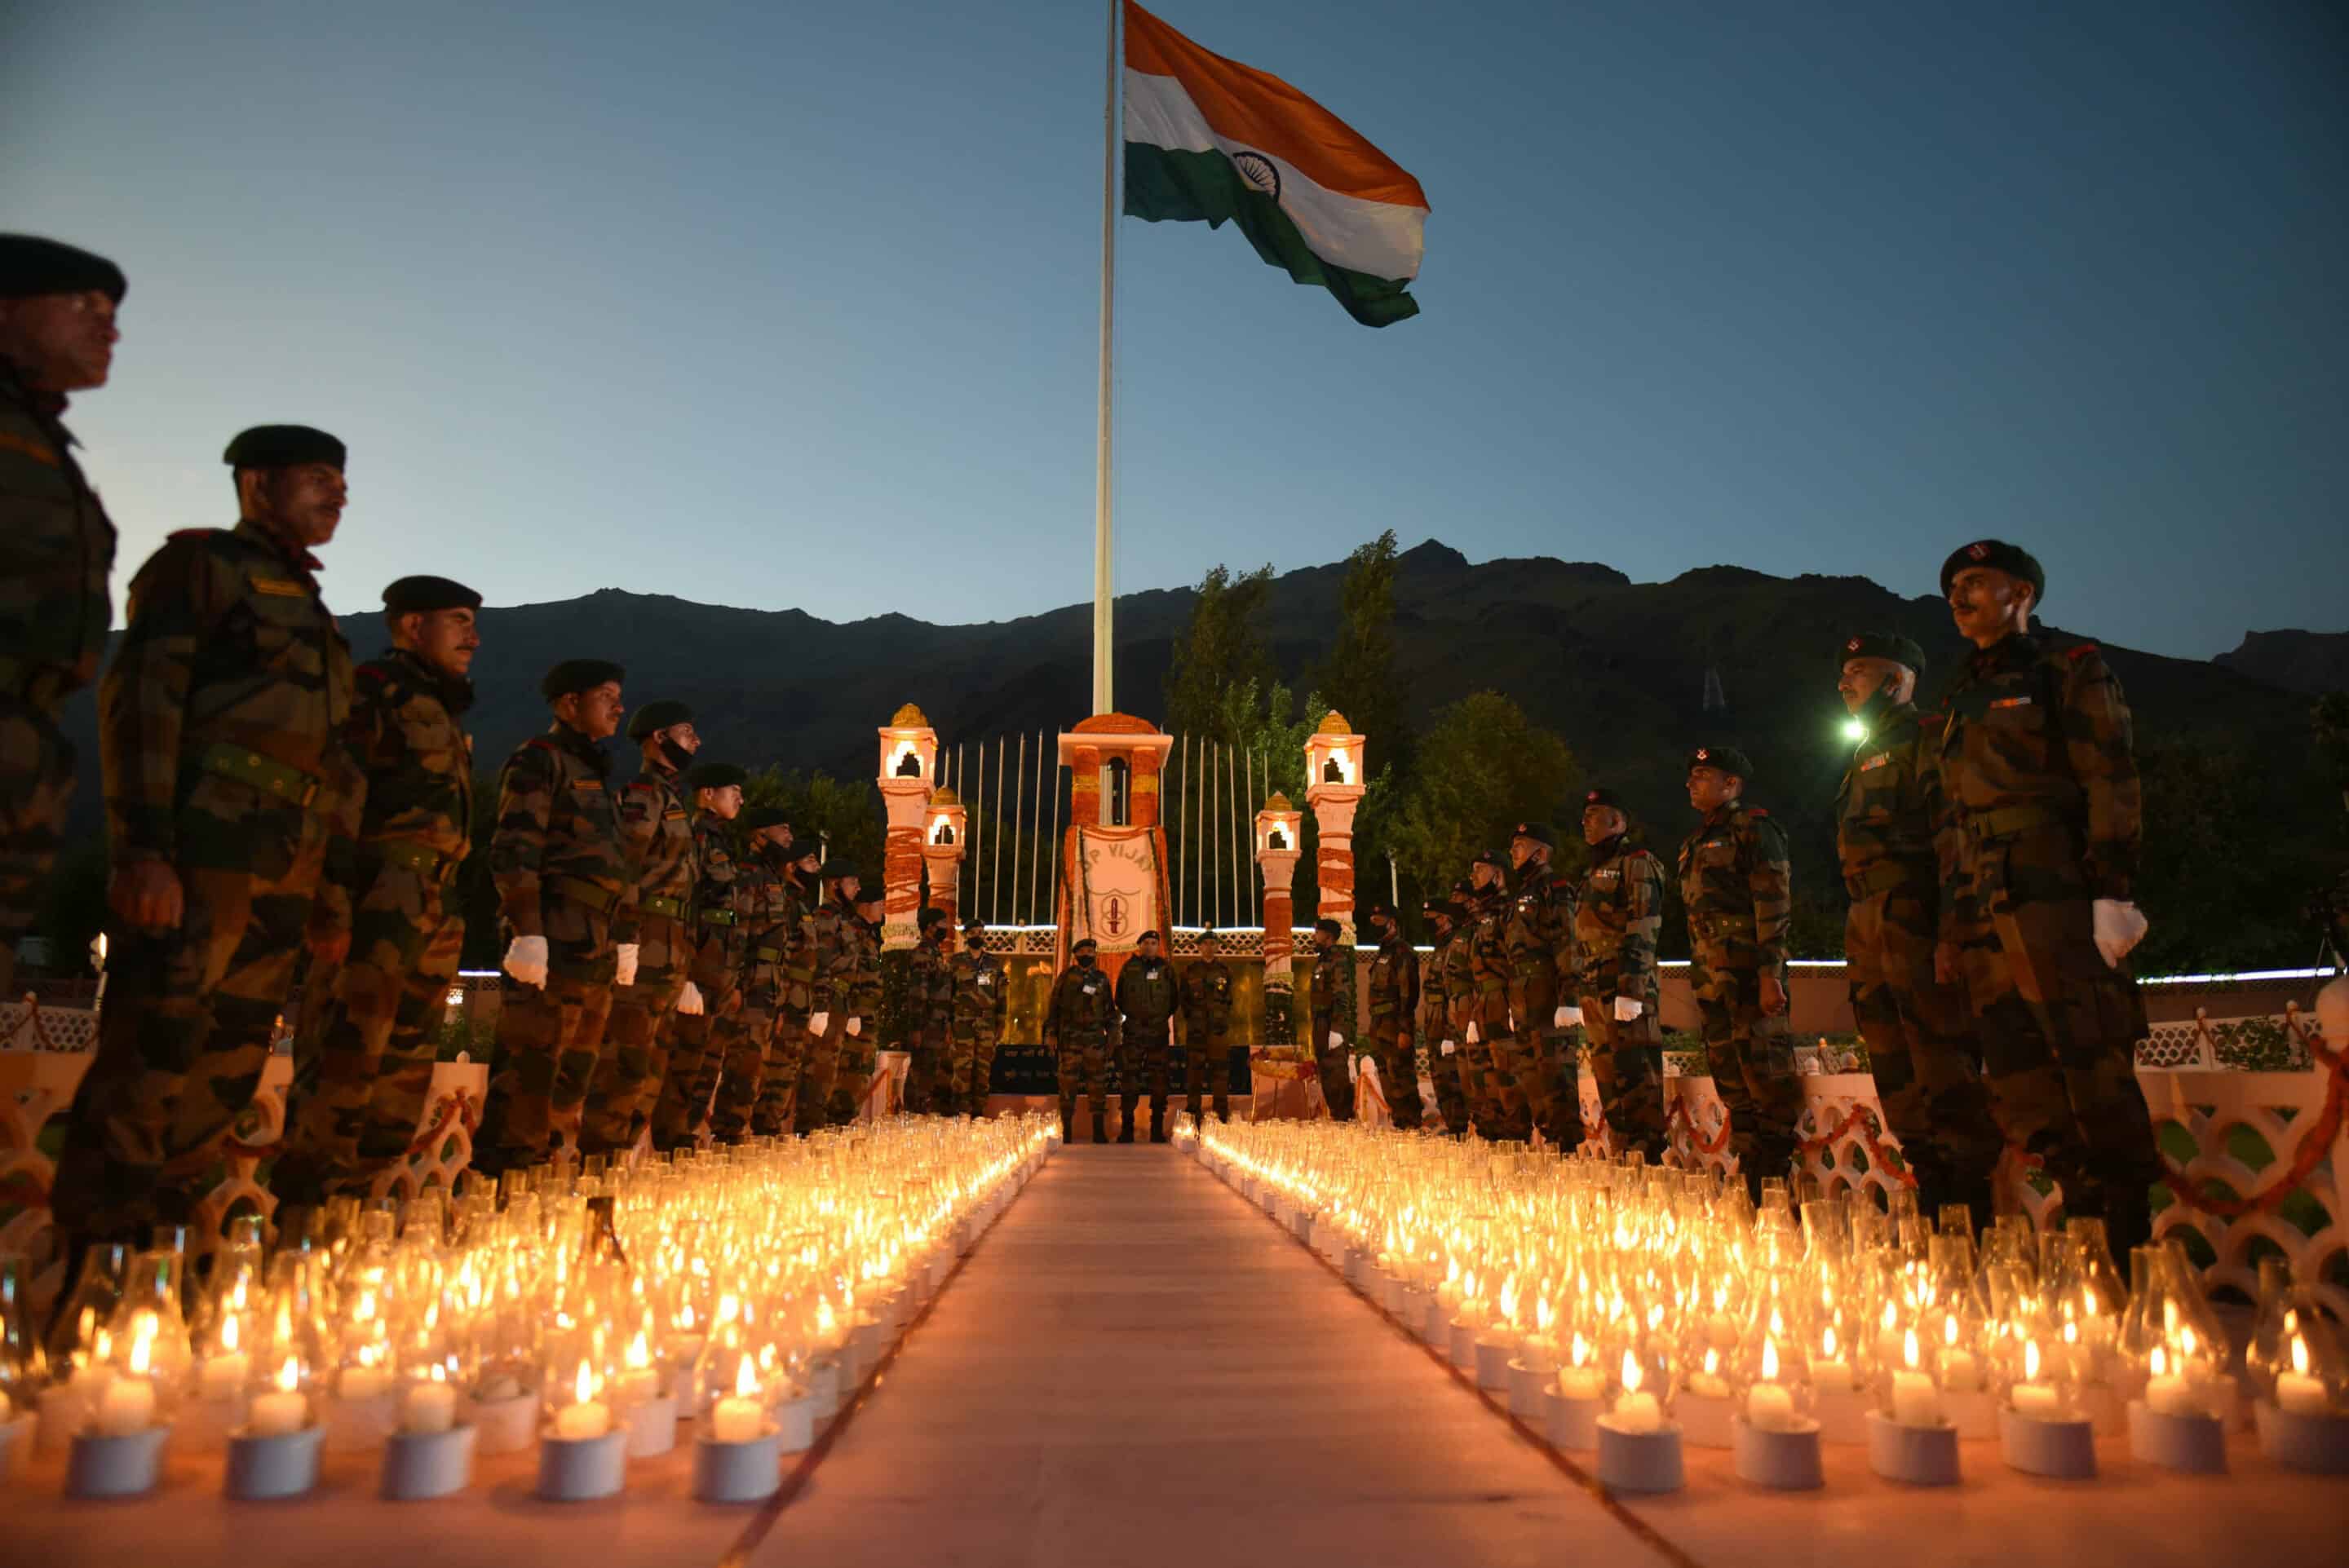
[1758,971,1788,1018]
[1933,942,1959,987]
[502,934,550,989]
[846,1016,863,1037]
[1612,996,1643,1024]
[110,859,184,933]
[2092,899,2149,968]
[307,928,352,969]
[677,981,706,1016]
[1328,1030,1344,1050]
[1555,1005,1577,1029]
[808,1010,830,1036]
[1440,1039,1456,1056]
[613,943,640,987]
[1466,1022,1480,1045]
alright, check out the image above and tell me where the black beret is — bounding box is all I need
[1838,631,1927,674]
[541,658,625,700]
[1581,788,1626,812]
[788,841,823,864]
[0,235,126,303]
[1314,917,1343,937]
[1449,879,1475,900]
[1363,903,1396,921]
[685,762,746,792]
[1072,936,1098,952]
[223,424,345,470]
[962,914,986,933]
[382,575,480,616]
[742,806,791,832]
[818,859,858,881]
[1471,848,1508,872]
[1510,821,1553,847]
[1688,744,1754,780]
[1136,928,1161,942]
[918,907,947,930]
[1422,898,1461,922]
[1196,926,1223,943]
[626,700,694,741]
[1940,539,2046,607]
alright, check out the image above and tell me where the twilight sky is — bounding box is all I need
[5,0,2342,659]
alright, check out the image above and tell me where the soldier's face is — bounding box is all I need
[1139,937,1161,957]
[1582,805,1625,844]
[1948,566,2031,645]
[700,784,743,820]
[248,462,346,547]
[836,875,860,902]
[1198,940,1220,960]
[1511,837,1548,869]
[1471,863,1500,891]
[408,607,479,679]
[656,722,701,756]
[0,289,117,391]
[1838,656,1908,713]
[1075,948,1096,968]
[1687,766,1738,813]
[566,681,625,740]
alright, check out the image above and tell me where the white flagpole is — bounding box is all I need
[1092,0,1119,716]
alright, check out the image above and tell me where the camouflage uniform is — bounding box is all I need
[822,912,883,1125]
[476,722,635,1173]
[0,358,115,996]
[1440,912,1494,1133]
[1044,959,1117,1134]
[56,519,355,1238]
[1364,928,1422,1129]
[749,868,816,1137]
[1839,701,2002,1212]
[1676,795,1800,1186]
[1466,895,1529,1139]
[1307,943,1356,1122]
[580,755,697,1155]
[1934,632,2159,1239]
[277,647,473,1204]
[648,811,745,1148]
[946,942,1006,1115]
[1504,863,1577,1146]
[1114,950,1179,1137]
[1177,954,1236,1123]
[710,846,790,1141]
[904,930,953,1114]
[792,892,860,1134]
[1572,834,1669,1157]
[1417,916,1471,1136]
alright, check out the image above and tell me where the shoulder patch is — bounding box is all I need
[0,430,61,466]
[1745,807,1770,819]
[2066,644,2095,661]
[250,576,307,598]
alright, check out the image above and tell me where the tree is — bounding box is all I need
[1386,692,1580,901]
[741,766,885,876]
[1163,563,1274,742]
[1316,530,1410,774]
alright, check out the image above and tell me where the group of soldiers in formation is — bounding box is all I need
[4,230,2163,1274]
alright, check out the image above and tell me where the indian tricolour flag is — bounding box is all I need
[1121,2,1428,327]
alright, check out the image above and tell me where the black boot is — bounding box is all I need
[1059,1105,1075,1143]
[1150,1108,1167,1143]
[1117,1106,1136,1144]
[1091,1111,1108,1144]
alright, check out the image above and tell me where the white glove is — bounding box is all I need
[809,1011,831,1036]
[502,935,549,989]
[1346,1053,1360,1083]
[846,1017,863,1037]
[1613,996,1643,1023]
[1327,1030,1343,1050]
[1559,1005,1583,1028]
[676,982,706,1017]
[1466,1022,1480,1045]
[2092,899,2148,969]
[1440,1039,1456,1057]
[614,943,640,987]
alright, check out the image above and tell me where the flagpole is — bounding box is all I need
[1091,0,1119,716]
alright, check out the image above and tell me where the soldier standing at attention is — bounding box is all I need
[0,236,121,999]
[1505,824,1578,1147]
[1115,929,1179,1142]
[1568,788,1669,1160]
[276,576,480,1225]
[750,837,820,1137]
[1934,541,2159,1251]
[1677,745,1800,1193]
[946,915,1006,1117]
[792,861,862,1134]
[1834,633,2004,1220]
[1440,880,1493,1133]
[475,659,635,1175]
[1417,897,1471,1137]
[648,762,745,1151]
[57,424,356,1248]
[709,807,792,1141]
[1361,903,1422,1130]
[1044,936,1117,1143]
[824,881,887,1125]
[1307,918,1357,1122]
[581,700,705,1157]
[1177,927,1236,1126]
[905,907,954,1114]
[1465,853,1529,1140]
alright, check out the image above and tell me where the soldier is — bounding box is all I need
[1361,903,1422,1130]
[1307,917,1356,1122]
[474,659,636,1175]
[1417,897,1471,1137]
[750,837,821,1137]
[1505,824,1578,1147]
[580,700,706,1157]
[1933,541,2159,1250]
[1044,936,1117,1142]
[0,236,121,999]
[56,423,356,1248]
[1115,929,1179,1142]
[823,880,887,1125]
[648,762,746,1151]
[792,861,863,1135]
[1440,878,1495,1133]
[1464,852,1531,1140]
[945,914,1006,1117]
[276,576,480,1221]
[709,807,794,1142]
[1677,744,1800,1193]
[1177,927,1236,1125]
[905,908,953,1114]
[1568,787,1669,1160]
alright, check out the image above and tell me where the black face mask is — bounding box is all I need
[1853,676,1901,736]
[1077,954,1096,969]
[657,737,697,771]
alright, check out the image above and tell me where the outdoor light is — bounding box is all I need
[1841,718,1867,742]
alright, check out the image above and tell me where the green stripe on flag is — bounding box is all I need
[1123,143,1420,329]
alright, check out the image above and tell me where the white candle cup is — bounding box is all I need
[379,1421,476,1501]
[1289,1207,1313,1243]
[65,1423,170,1499]
[1734,1414,1825,1489]
[1865,1408,1961,1486]
[2254,1400,2349,1475]
[2273,1371,2332,1419]
[848,1318,885,1384]
[1889,1370,1943,1430]
[691,1424,782,1504]
[1506,1358,1551,1420]
[1545,1385,1604,1451]
[1998,1402,2098,1479]
[534,1426,627,1502]
[926,1250,952,1296]
[1418,1297,1448,1348]
[225,1422,325,1500]
[1474,1338,1515,1392]
[91,1374,156,1438]
[625,1393,679,1459]
[1676,1389,1735,1450]
[1381,1274,1410,1317]
[2126,1400,2227,1474]
[772,1391,818,1455]
[400,1382,460,1438]
[467,1389,538,1455]
[810,1358,844,1425]
[1597,1415,1684,1493]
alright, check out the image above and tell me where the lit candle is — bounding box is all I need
[1746,1339,1797,1432]
[1558,1332,1603,1398]
[2010,1341,2060,1420]
[340,1366,392,1402]
[710,1359,766,1445]
[95,1375,155,1436]
[1811,1323,1851,1390]
[1891,1328,1941,1427]
[1688,1349,1728,1401]
[1611,1351,1662,1433]
[249,1357,309,1438]
[2276,1336,2329,1416]
[554,1362,611,1442]
[401,1380,458,1436]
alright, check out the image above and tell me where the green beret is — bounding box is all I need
[1314,917,1343,937]
[382,575,480,616]
[540,658,625,700]
[686,762,746,792]
[1361,904,1396,922]
[818,859,858,881]
[626,699,694,741]
[1471,848,1508,872]
[788,842,822,865]
[962,915,987,934]
[223,424,345,470]
[1449,880,1475,900]
[918,907,947,930]
[1510,820,1553,847]
[1688,744,1754,780]
[1940,539,2046,607]
[0,235,126,303]
[1581,787,1626,813]
[1838,631,1927,674]
[741,806,790,832]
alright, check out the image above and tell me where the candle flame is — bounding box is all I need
[223,1314,240,1352]
[1702,1346,1719,1376]
[1620,1349,1643,1394]
[1903,1327,1920,1372]
[1569,1330,1591,1367]
[626,1329,651,1370]
[1821,1323,1838,1359]
[2180,1325,2197,1358]
[1942,1313,1958,1349]
[574,1360,595,1405]
[2024,1340,2042,1381]
[2151,1345,2167,1377]
[735,1357,759,1398]
[276,1354,300,1394]
[1762,1337,1780,1381]
[2291,1336,2308,1377]
[129,1326,153,1376]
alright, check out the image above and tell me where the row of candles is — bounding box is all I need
[0,1114,1055,1501]
[1188,1120,2349,1487]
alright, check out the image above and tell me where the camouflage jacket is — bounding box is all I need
[1504,864,1577,988]
[808,897,860,1015]
[1418,924,1456,1040]
[1114,953,1179,1029]
[686,811,747,973]
[101,519,356,868]
[1177,957,1234,1046]
[1932,632,2140,904]
[1043,962,1116,1048]
[847,918,883,1020]
[614,757,696,944]
[1308,944,1355,1047]
[910,937,953,1035]
[489,720,635,941]
[1675,801,1791,966]
[1573,836,1666,999]
[949,947,1006,1043]
[1836,703,1940,889]
[738,848,803,993]
[1365,933,1418,1036]
[1466,897,1515,1027]
[321,647,473,930]
[0,360,115,701]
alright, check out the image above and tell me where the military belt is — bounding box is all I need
[1963,803,2069,841]
[698,908,738,927]
[1476,978,1506,996]
[1843,859,1931,899]
[372,839,455,881]
[199,742,320,808]
[751,946,785,965]
[548,874,619,916]
[641,894,688,921]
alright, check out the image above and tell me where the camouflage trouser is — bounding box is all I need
[1366,1016,1422,1129]
[649,934,737,1151]
[944,1027,998,1116]
[477,961,615,1174]
[1847,879,2002,1213]
[708,979,778,1142]
[1118,1016,1172,1118]
[0,689,74,996]
[277,867,465,1204]
[1574,983,1666,1158]
[1950,830,2159,1239]
[1055,1032,1110,1120]
[1509,974,1578,1147]
[1183,1032,1232,1122]
[54,782,329,1239]
[751,996,811,1137]
[1420,1008,1470,1135]
[1312,1026,1356,1122]
[905,1026,946,1115]
[824,1014,878,1126]
[794,1009,849,1134]
[1454,1000,1514,1136]
[1689,946,1802,1190]
[580,912,692,1157]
